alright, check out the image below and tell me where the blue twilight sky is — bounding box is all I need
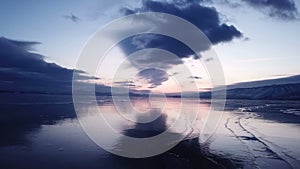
[0,0,300,86]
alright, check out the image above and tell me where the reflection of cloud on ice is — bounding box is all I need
[123,109,167,138]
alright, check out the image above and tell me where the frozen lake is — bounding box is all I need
[0,94,299,169]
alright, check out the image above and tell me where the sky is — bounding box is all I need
[0,0,300,93]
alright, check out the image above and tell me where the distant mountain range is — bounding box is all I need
[212,75,300,100]
[220,83,300,100]
[225,74,300,89]
[167,75,300,100]
[1,72,300,100]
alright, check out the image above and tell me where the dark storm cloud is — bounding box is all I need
[118,0,242,88]
[121,0,242,48]
[242,0,298,19]
[1,38,68,77]
[137,68,169,88]
[0,37,104,93]
[4,39,42,51]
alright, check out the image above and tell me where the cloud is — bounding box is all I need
[271,74,293,77]
[217,0,242,8]
[0,37,107,93]
[121,0,242,46]
[63,13,80,22]
[136,68,169,88]
[189,76,202,79]
[242,0,298,20]
[170,72,179,76]
[113,80,137,87]
[208,0,298,20]
[126,47,184,70]
[118,0,242,88]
